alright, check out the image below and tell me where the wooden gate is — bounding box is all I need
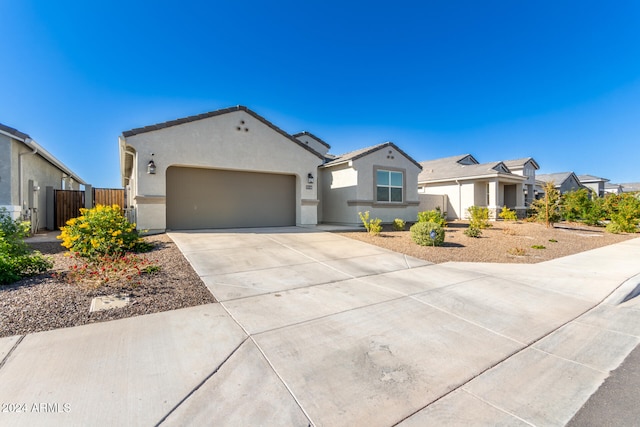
[93,188,125,210]
[54,188,125,229]
[54,190,85,229]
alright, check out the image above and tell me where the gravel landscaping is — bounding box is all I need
[0,234,215,338]
[336,220,636,264]
[1,222,636,339]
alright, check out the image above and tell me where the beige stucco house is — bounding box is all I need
[0,122,85,230]
[320,142,422,224]
[119,106,422,232]
[417,154,529,220]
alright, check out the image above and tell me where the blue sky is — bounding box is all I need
[1,1,639,188]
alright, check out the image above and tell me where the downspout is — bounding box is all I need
[455,179,461,219]
[18,137,38,216]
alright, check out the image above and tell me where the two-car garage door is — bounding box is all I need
[166,166,296,230]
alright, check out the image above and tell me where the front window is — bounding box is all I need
[486,183,490,205]
[376,170,403,202]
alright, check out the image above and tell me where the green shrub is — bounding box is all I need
[58,204,150,258]
[604,193,640,233]
[358,211,382,236]
[0,209,52,285]
[417,208,447,227]
[561,189,592,222]
[467,206,491,229]
[498,206,517,221]
[358,211,371,232]
[410,221,445,246]
[531,245,546,249]
[583,196,606,226]
[605,221,626,234]
[392,218,406,231]
[464,226,482,238]
[369,218,382,236]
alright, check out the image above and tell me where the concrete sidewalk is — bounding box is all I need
[0,228,639,426]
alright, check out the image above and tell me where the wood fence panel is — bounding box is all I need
[93,188,125,211]
[55,190,84,229]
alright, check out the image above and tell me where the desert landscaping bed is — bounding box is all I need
[1,222,636,339]
[0,234,215,338]
[335,220,636,264]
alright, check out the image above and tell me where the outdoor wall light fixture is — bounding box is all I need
[147,155,156,175]
[307,173,314,184]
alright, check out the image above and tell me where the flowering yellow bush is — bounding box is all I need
[58,205,149,258]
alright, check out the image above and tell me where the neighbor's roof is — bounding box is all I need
[578,174,610,183]
[322,142,422,170]
[122,105,324,160]
[537,172,575,185]
[620,182,640,192]
[0,122,87,185]
[417,155,523,183]
[503,157,540,170]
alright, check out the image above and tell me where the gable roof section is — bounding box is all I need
[322,142,422,170]
[0,122,87,185]
[537,172,574,186]
[503,157,540,170]
[122,105,325,160]
[457,154,479,165]
[292,131,331,149]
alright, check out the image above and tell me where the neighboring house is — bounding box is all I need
[577,174,609,198]
[0,122,85,231]
[119,106,422,232]
[604,183,624,195]
[417,154,527,220]
[320,142,422,225]
[620,182,640,193]
[536,172,586,195]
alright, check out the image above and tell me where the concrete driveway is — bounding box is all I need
[166,227,640,426]
[1,227,639,426]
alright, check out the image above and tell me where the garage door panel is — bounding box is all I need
[167,167,295,230]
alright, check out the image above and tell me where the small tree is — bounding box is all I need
[531,182,561,228]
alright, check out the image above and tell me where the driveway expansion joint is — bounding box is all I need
[154,336,250,426]
[0,335,24,371]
